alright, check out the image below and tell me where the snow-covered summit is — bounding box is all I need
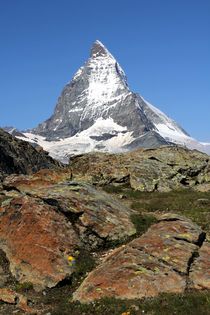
[15,40,210,161]
[32,40,130,140]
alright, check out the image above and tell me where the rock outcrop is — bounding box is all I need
[69,146,210,192]
[0,128,60,177]
[73,214,209,303]
[0,169,136,291]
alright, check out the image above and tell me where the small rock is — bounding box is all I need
[0,288,35,314]
[196,198,210,205]
[119,194,127,199]
[131,304,140,311]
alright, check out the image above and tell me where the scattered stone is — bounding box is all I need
[0,288,17,304]
[0,288,35,313]
[0,170,136,291]
[196,198,210,205]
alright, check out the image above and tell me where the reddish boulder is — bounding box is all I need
[73,216,204,303]
[0,195,80,291]
[189,242,210,290]
[3,172,136,248]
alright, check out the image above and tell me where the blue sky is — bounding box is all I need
[0,0,209,141]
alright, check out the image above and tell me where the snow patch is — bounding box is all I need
[17,118,134,163]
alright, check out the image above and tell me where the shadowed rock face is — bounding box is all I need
[73,214,208,303]
[69,146,210,192]
[0,128,60,177]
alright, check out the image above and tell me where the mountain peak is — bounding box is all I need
[90,40,112,58]
[28,41,210,162]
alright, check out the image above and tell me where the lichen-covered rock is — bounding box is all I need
[69,146,210,192]
[189,242,210,290]
[0,195,80,291]
[3,172,136,249]
[0,169,136,291]
[73,216,204,303]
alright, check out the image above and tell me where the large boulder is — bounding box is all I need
[0,194,80,291]
[0,169,136,291]
[73,214,206,303]
[3,171,136,249]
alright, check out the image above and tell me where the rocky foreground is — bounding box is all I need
[0,135,210,314]
[0,168,210,313]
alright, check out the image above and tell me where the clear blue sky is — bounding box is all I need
[0,0,209,142]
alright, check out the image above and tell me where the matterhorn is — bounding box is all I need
[17,40,210,162]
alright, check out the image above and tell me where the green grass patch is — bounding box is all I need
[103,184,210,233]
[129,189,210,233]
[130,213,157,236]
[15,281,33,292]
[71,249,96,287]
[51,291,210,315]
[103,184,129,194]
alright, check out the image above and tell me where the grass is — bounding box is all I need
[102,185,210,234]
[129,189,210,233]
[71,249,96,287]
[130,213,157,236]
[14,281,33,292]
[51,291,210,315]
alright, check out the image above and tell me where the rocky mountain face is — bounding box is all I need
[0,128,60,178]
[13,40,209,162]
